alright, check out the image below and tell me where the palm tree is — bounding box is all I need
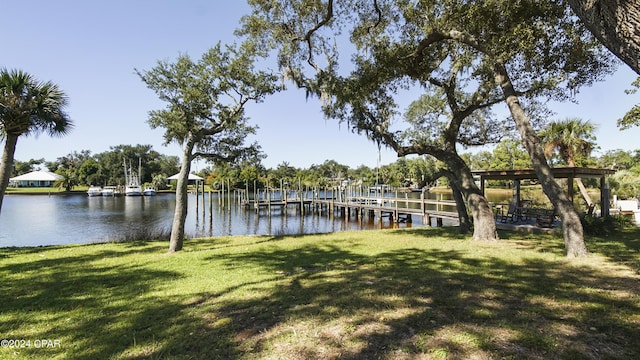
[539,118,597,207]
[0,69,73,212]
[54,168,78,192]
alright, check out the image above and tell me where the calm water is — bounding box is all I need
[0,193,425,248]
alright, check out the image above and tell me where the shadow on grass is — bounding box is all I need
[389,226,470,240]
[585,227,640,273]
[0,246,243,359]
[203,241,639,359]
[2,232,639,359]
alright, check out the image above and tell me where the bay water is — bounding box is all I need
[0,192,426,248]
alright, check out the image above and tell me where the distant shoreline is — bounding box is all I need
[5,190,86,196]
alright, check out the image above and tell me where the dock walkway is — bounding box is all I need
[242,190,459,226]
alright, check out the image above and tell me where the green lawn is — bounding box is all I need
[1,228,638,359]
[5,187,72,194]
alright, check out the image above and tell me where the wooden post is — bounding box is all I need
[209,187,213,215]
[280,179,285,207]
[299,178,304,215]
[201,180,205,217]
[267,181,271,213]
[602,180,610,217]
[195,180,199,212]
[245,182,249,208]
[567,175,575,203]
[253,180,258,212]
[395,197,399,223]
[220,179,224,208]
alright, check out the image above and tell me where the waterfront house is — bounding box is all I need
[9,171,62,187]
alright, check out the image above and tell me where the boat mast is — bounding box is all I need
[123,158,128,185]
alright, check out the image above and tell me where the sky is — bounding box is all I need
[3,0,640,170]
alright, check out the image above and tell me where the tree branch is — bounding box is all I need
[292,0,335,71]
[367,0,383,34]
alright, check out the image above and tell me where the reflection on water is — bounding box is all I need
[0,193,422,248]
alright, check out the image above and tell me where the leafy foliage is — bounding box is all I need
[539,118,597,167]
[137,42,281,164]
[241,0,614,144]
[581,214,635,236]
[469,138,531,171]
[138,42,282,252]
[617,77,640,130]
[608,170,640,198]
[0,68,73,211]
[0,68,72,138]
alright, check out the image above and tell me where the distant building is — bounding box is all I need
[9,171,62,187]
[167,173,204,185]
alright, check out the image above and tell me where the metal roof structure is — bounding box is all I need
[471,167,615,181]
[9,171,62,182]
[472,167,616,216]
[167,173,204,180]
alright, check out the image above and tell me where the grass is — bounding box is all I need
[1,227,639,359]
[5,187,72,194]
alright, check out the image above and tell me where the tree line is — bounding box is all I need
[11,131,640,200]
[10,145,180,192]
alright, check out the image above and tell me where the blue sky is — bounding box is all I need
[3,1,639,170]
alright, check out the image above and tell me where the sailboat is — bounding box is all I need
[124,158,142,196]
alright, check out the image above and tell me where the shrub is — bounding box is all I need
[110,226,171,243]
[581,214,635,237]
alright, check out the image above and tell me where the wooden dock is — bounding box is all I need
[240,190,459,226]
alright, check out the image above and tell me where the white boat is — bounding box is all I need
[101,186,117,197]
[87,186,103,197]
[143,187,157,196]
[124,159,142,196]
[125,185,142,196]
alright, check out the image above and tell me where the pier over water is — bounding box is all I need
[202,184,460,227]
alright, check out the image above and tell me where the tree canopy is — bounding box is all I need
[240,0,616,256]
[137,42,281,252]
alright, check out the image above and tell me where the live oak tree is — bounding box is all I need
[380,86,507,237]
[240,0,615,257]
[137,43,280,253]
[240,3,510,241]
[567,0,640,75]
[566,1,640,132]
[0,69,73,213]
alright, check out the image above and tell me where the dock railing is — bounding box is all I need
[238,186,459,225]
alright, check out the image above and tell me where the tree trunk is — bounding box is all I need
[0,134,19,214]
[445,155,498,241]
[567,0,640,75]
[446,173,471,234]
[168,137,196,253]
[494,62,589,258]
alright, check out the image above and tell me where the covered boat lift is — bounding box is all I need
[472,167,616,217]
